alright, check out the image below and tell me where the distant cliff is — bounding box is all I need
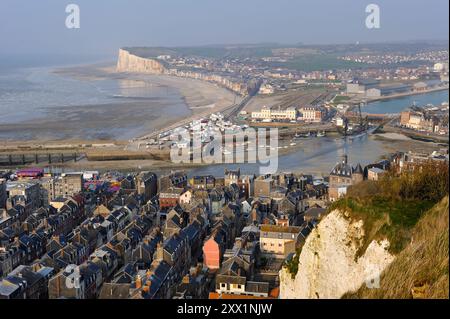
[116,48,166,74]
[279,209,394,299]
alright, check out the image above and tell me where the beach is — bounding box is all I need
[0,62,240,142]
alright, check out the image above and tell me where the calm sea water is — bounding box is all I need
[0,57,191,139]
[362,89,449,114]
[188,133,387,177]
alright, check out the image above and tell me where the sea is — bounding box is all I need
[0,55,191,139]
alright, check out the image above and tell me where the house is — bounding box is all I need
[182,221,202,262]
[89,246,119,280]
[19,232,47,263]
[159,187,184,209]
[209,188,225,215]
[159,171,187,191]
[106,206,132,232]
[0,278,26,299]
[163,205,187,239]
[304,206,326,223]
[259,224,301,259]
[367,167,386,181]
[202,225,227,270]
[136,171,157,203]
[3,265,48,299]
[131,232,162,270]
[48,261,102,299]
[179,189,193,205]
[215,260,270,298]
[328,155,363,201]
[160,232,191,280]
[254,175,274,198]
[106,233,132,268]
[189,175,216,189]
[173,265,211,299]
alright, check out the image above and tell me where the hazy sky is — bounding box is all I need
[0,0,448,59]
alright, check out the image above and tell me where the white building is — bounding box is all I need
[259,83,275,95]
[251,106,297,121]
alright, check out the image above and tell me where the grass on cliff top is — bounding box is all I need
[330,161,449,258]
[284,161,448,278]
[342,196,449,299]
[331,196,434,257]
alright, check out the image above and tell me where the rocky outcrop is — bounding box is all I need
[116,48,166,74]
[279,209,395,299]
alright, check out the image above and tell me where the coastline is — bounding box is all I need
[0,63,240,142]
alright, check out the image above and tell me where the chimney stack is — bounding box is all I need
[135,275,142,289]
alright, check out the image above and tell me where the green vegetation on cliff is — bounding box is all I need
[331,161,449,257]
[343,195,449,299]
[284,161,448,280]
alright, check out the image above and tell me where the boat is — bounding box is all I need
[317,131,326,137]
[295,132,311,138]
[290,142,297,146]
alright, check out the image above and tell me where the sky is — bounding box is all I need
[0,0,448,60]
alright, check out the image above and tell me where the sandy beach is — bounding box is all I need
[0,62,240,142]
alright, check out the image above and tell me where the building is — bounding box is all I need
[135,171,157,203]
[251,106,297,121]
[328,155,364,201]
[159,187,184,209]
[259,224,301,259]
[6,181,41,211]
[202,225,227,270]
[298,106,324,123]
[41,173,83,204]
[365,83,411,98]
[16,168,44,179]
[189,175,216,189]
[254,175,274,198]
[258,83,274,95]
[400,110,438,133]
[0,179,6,209]
[346,78,380,94]
[0,264,51,299]
[158,171,187,191]
[367,167,386,181]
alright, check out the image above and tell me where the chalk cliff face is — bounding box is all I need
[116,48,166,74]
[279,209,395,299]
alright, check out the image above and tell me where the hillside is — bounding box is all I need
[280,161,449,299]
[343,196,449,299]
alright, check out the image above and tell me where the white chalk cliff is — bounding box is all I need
[116,48,166,74]
[279,209,395,299]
